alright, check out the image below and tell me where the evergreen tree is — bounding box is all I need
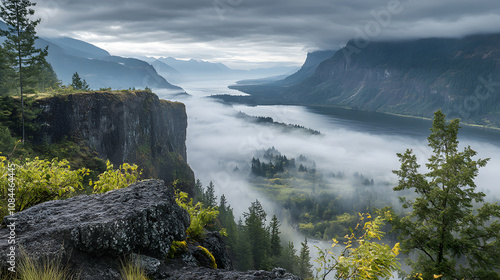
[71,72,89,90]
[298,237,313,279]
[279,241,299,275]
[0,0,48,143]
[243,199,269,270]
[0,46,15,95]
[218,194,238,251]
[36,61,59,91]
[393,110,500,279]
[193,179,204,203]
[234,218,254,271]
[269,214,282,257]
[204,181,217,207]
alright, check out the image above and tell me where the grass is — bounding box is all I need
[120,256,149,280]
[13,248,76,280]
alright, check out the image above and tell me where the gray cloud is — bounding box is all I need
[34,0,500,68]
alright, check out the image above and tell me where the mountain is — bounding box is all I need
[148,56,298,83]
[277,49,336,85]
[38,37,184,91]
[231,34,500,128]
[0,20,183,92]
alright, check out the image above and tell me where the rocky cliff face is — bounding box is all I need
[35,91,195,193]
[234,34,500,127]
[0,180,299,280]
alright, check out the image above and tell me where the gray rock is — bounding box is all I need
[35,91,195,194]
[0,179,189,279]
[157,267,302,280]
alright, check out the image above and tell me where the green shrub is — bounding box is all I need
[91,160,141,194]
[0,156,89,217]
[174,190,223,241]
[315,212,401,280]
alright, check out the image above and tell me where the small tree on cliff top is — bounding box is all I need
[393,110,500,280]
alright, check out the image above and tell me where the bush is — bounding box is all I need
[0,156,89,217]
[91,160,141,194]
[315,212,401,280]
[175,190,223,241]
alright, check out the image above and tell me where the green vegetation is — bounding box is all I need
[249,147,388,241]
[315,213,400,280]
[70,72,89,91]
[392,110,500,279]
[0,0,55,143]
[16,248,75,280]
[91,160,141,194]
[120,256,149,280]
[0,156,89,216]
[175,189,222,241]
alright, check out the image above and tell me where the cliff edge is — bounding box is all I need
[35,91,195,193]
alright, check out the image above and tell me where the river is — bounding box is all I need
[156,80,500,278]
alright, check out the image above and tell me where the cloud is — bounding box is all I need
[34,0,500,68]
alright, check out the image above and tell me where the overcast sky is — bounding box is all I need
[34,0,500,69]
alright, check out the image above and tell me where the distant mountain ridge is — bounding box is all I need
[144,56,299,84]
[0,20,183,92]
[231,34,500,128]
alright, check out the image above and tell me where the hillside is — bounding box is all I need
[1,20,182,92]
[231,34,500,128]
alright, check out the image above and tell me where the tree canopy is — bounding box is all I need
[393,110,500,279]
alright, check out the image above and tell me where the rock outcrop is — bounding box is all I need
[157,267,302,280]
[35,91,195,194]
[0,180,300,279]
[0,180,190,279]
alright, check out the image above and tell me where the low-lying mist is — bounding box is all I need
[156,84,500,277]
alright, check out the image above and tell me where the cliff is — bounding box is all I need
[35,91,195,193]
[232,34,500,128]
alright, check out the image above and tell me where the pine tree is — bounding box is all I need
[298,237,313,279]
[193,179,204,203]
[269,214,282,257]
[0,0,48,143]
[71,72,89,90]
[204,181,217,207]
[234,218,254,271]
[243,199,270,270]
[279,241,299,275]
[393,110,500,279]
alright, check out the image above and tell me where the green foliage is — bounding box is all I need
[0,0,49,91]
[175,190,222,241]
[0,156,89,216]
[120,255,149,280]
[315,213,401,280]
[91,160,141,194]
[278,241,300,275]
[298,238,313,279]
[70,72,89,91]
[203,181,216,207]
[269,215,282,258]
[0,94,43,140]
[392,110,500,279]
[243,199,270,270]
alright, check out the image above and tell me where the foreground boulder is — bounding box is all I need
[0,179,190,279]
[157,267,302,280]
[0,179,300,279]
